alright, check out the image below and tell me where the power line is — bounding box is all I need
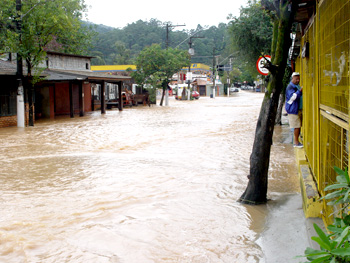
[218,51,239,65]
[166,23,185,49]
[174,27,208,48]
[192,55,217,58]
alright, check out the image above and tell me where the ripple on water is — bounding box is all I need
[0,94,298,262]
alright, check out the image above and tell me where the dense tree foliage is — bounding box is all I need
[0,0,13,51]
[0,0,92,73]
[131,44,190,106]
[219,67,242,86]
[227,0,273,79]
[87,20,230,67]
[0,0,91,127]
[87,16,266,84]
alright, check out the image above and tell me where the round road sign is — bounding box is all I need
[256,55,271,75]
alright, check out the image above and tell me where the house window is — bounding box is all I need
[86,63,90,70]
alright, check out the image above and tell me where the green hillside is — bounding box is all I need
[86,19,230,66]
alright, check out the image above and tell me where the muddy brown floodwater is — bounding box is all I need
[0,92,300,263]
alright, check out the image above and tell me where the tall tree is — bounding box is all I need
[227,0,273,80]
[238,0,297,204]
[1,0,91,73]
[275,65,292,124]
[0,0,91,126]
[0,0,14,52]
[131,44,190,106]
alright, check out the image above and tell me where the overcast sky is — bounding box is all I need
[83,0,248,30]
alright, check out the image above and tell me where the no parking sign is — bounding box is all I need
[256,55,271,76]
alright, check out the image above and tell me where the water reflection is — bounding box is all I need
[0,93,298,262]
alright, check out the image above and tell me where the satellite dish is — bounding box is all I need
[188,48,195,56]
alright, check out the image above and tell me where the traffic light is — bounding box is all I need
[216,65,224,71]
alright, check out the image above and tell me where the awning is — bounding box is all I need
[39,69,131,83]
[0,60,131,83]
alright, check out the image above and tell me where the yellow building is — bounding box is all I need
[293,0,349,225]
[91,63,211,74]
[91,65,136,73]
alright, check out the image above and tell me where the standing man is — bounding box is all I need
[285,72,303,148]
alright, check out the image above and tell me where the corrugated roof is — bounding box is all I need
[45,69,131,82]
[42,70,81,81]
[46,51,95,59]
[0,60,17,75]
[0,61,130,82]
[0,60,45,77]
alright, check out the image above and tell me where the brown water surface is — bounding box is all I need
[0,92,299,262]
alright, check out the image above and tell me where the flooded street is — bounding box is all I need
[0,91,300,263]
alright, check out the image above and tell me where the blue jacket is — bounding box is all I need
[285,82,302,114]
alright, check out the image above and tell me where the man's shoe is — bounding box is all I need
[293,142,303,148]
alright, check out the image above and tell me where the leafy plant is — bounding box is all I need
[227,0,273,79]
[299,167,350,263]
[302,223,350,262]
[131,44,190,106]
[323,167,350,215]
[1,0,91,75]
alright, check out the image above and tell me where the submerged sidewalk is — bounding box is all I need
[257,193,323,263]
[257,115,324,263]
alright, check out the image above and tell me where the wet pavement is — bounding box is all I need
[0,92,309,262]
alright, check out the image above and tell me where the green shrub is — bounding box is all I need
[299,167,350,263]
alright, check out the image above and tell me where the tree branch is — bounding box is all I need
[261,53,278,74]
[261,0,277,12]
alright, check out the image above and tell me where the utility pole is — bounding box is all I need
[165,23,185,105]
[15,0,25,127]
[212,47,216,99]
[166,24,170,50]
[227,58,232,96]
[166,23,186,49]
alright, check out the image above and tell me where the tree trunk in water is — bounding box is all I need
[275,66,291,125]
[239,77,280,204]
[26,61,34,126]
[239,1,296,204]
[160,88,165,106]
[28,85,34,126]
[275,94,285,125]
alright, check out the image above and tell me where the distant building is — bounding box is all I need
[91,63,221,96]
[91,63,210,75]
[0,52,131,128]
